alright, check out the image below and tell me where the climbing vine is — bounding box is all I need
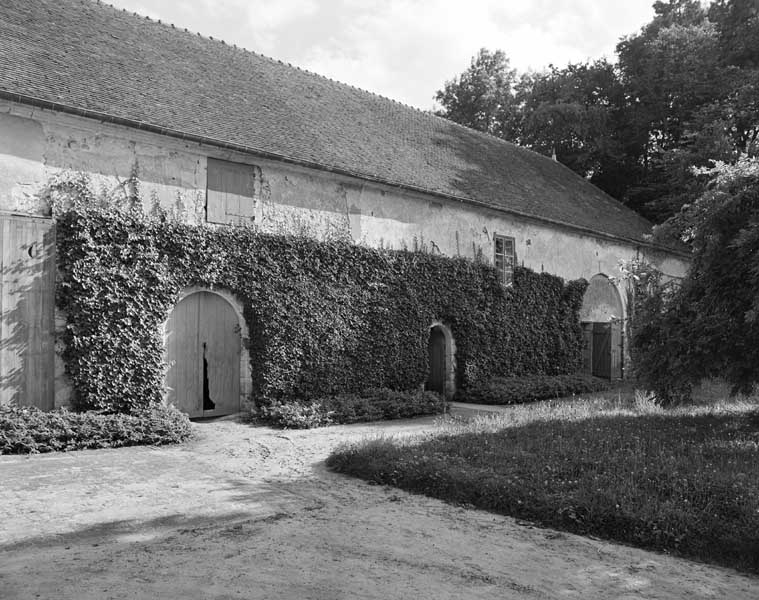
[51,173,587,413]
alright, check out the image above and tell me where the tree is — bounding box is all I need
[515,60,633,199]
[434,48,519,137]
[616,18,725,221]
[709,0,759,68]
[632,155,759,402]
[614,0,759,222]
[434,1,759,224]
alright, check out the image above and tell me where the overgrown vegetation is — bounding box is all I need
[50,172,586,414]
[259,388,447,429]
[628,156,759,403]
[328,389,759,573]
[436,1,759,224]
[454,373,610,405]
[0,403,192,454]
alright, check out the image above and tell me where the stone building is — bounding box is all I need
[0,0,688,414]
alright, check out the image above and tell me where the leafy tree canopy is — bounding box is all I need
[434,48,519,138]
[632,155,759,402]
[434,0,759,225]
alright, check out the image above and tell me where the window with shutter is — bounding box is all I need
[206,158,258,224]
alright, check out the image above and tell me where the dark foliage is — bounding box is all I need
[632,161,759,402]
[53,184,587,413]
[435,0,759,224]
[454,373,611,405]
[0,403,192,454]
[259,388,447,429]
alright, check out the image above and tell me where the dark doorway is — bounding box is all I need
[427,326,446,394]
[582,321,623,380]
[580,274,624,380]
[592,323,612,379]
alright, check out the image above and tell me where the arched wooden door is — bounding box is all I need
[427,327,446,395]
[580,275,624,380]
[166,292,240,417]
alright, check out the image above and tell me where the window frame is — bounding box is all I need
[493,234,516,285]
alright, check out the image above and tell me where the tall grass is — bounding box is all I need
[328,385,759,573]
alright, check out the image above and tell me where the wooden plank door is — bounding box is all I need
[581,322,593,375]
[0,214,55,409]
[165,291,240,417]
[197,292,240,416]
[166,293,203,416]
[610,320,623,380]
[592,322,612,379]
[427,327,446,394]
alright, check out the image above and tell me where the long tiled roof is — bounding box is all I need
[0,0,659,245]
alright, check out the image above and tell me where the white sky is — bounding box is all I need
[107,0,659,110]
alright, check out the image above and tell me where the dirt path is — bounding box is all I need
[1,416,757,599]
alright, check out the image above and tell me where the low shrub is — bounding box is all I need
[455,373,611,405]
[259,388,447,428]
[258,400,332,429]
[0,403,193,454]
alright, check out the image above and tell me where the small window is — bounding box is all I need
[494,234,515,285]
[206,158,257,224]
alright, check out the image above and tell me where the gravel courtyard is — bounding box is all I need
[1,414,757,599]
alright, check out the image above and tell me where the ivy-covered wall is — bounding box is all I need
[54,180,587,413]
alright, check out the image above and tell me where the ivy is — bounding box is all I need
[51,174,588,413]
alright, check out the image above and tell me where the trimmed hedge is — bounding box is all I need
[51,173,587,413]
[454,374,612,405]
[0,403,192,454]
[260,388,448,428]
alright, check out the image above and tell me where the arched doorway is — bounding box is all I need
[165,291,241,417]
[579,274,624,380]
[426,323,456,398]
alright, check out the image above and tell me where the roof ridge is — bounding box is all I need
[95,0,432,114]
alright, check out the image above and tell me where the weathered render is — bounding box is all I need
[0,0,689,414]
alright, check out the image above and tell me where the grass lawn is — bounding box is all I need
[327,385,759,573]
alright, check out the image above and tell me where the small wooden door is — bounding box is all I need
[427,327,446,395]
[610,320,623,380]
[0,214,55,409]
[592,322,612,379]
[581,322,593,374]
[166,292,240,417]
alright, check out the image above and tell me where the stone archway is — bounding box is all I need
[426,322,456,399]
[580,274,624,380]
[164,287,250,417]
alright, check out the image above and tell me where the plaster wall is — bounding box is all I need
[0,101,690,406]
[0,100,690,286]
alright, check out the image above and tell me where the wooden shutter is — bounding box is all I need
[206,158,257,224]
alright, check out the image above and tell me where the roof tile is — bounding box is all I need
[0,0,657,243]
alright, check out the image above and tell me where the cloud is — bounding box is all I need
[108,0,658,109]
